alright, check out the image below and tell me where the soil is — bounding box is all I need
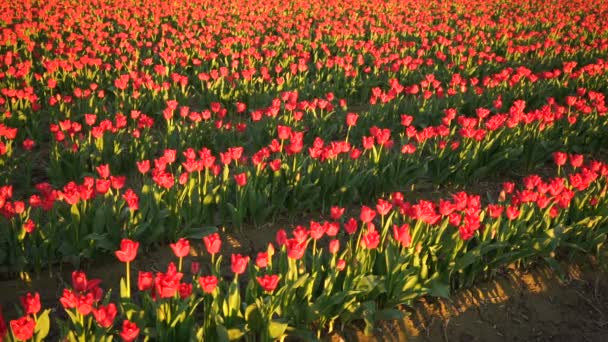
[338,259,608,342]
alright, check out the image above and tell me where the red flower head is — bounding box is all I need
[256,252,269,268]
[376,199,392,216]
[234,172,247,187]
[20,292,40,315]
[359,206,376,223]
[309,220,326,240]
[569,154,583,168]
[553,152,567,166]
[231,254,249,275]
[23,220,36,234]
[257,274,280,293]
[198,276,218,294]
[0,305,6,340]
[115,239,139,263]
[277,125,292,140]
[336,259,346,271]
[203,233,221,255]
[71,271,101,293]
[120,320,140,342]
[344,218,358,235]
[170,238,190,258]
[155,263,183,298]
[506,205,521,220]
[96,164,110,179]
[93,303,117,329]
[10,316,35,341]
[76,292,95,316]
[122,189,139,211]
[179,283,193,299]
[286,239,308,260]
[360,229,380,249]
[325,221,339,236]
[136,160,150,174]
[392,224,411,248]
[138,271,154,291]
[190,261,200,274]
[346,113,358,127]
[60,289,78,309]
[329,239,340,254]
[276,229,287,246]
[330,206,345,220]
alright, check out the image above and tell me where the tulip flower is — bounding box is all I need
[115,239,139,299]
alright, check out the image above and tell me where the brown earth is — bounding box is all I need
[339,259,608,342]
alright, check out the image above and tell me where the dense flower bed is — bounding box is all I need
[1,0,607,340]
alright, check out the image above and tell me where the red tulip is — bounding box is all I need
[344,217,358,235]
[20,292,40,315]
[330,206,345,220]
[309,220,326,240]
[10,316,35,341]
[392,224,411,248]
[170,238,190,258]
[0,305,7,340]
[506,205,521,220]
[570,154,584,168]
[329,239,340,254]
[198,275,218,294]
[122,189,139,211]
[137,271,154,291]
[119,320,140,342]
[336,259,346,271]
[60,289,78,309]
[360,206,376,223]
[376,199,392,216]
[115,239,139,263]
[23,219,35,234]
[257,274,279,292]
[286,239,307,260]
[71,271,101,293]
[155,263,183,298]
[553,152,567,166]
[234,172,247,187]
[203,233,221,255]
[190,261,200,274]
[93,303,117,328]
[179,283,193,299]
[345,113,358,127]
[360,229,380,249]
[231,254,249,275]
[96,164,110,179]
[256,252,269,268]
[136,160,150,174]
[276,229,287,246]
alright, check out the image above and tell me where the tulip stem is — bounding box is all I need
[178,257,183,273]
[126,261,131,299]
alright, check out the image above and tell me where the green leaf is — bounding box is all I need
[120,277,129,299]
[227,328,245,341]
[268,320,288,339]
[376,308,405,321]
[182,226,218,239]
[84,233,115,251]
[34,309,51,341]
[227,281,242,318]
[427,277,450,298]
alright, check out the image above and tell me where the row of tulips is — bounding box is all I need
[7,57,607,189]
[2,0,608,191]
[0,151,607,341]
[1,89,607,271]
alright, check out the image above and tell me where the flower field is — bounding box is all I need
[1,0,608,340]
